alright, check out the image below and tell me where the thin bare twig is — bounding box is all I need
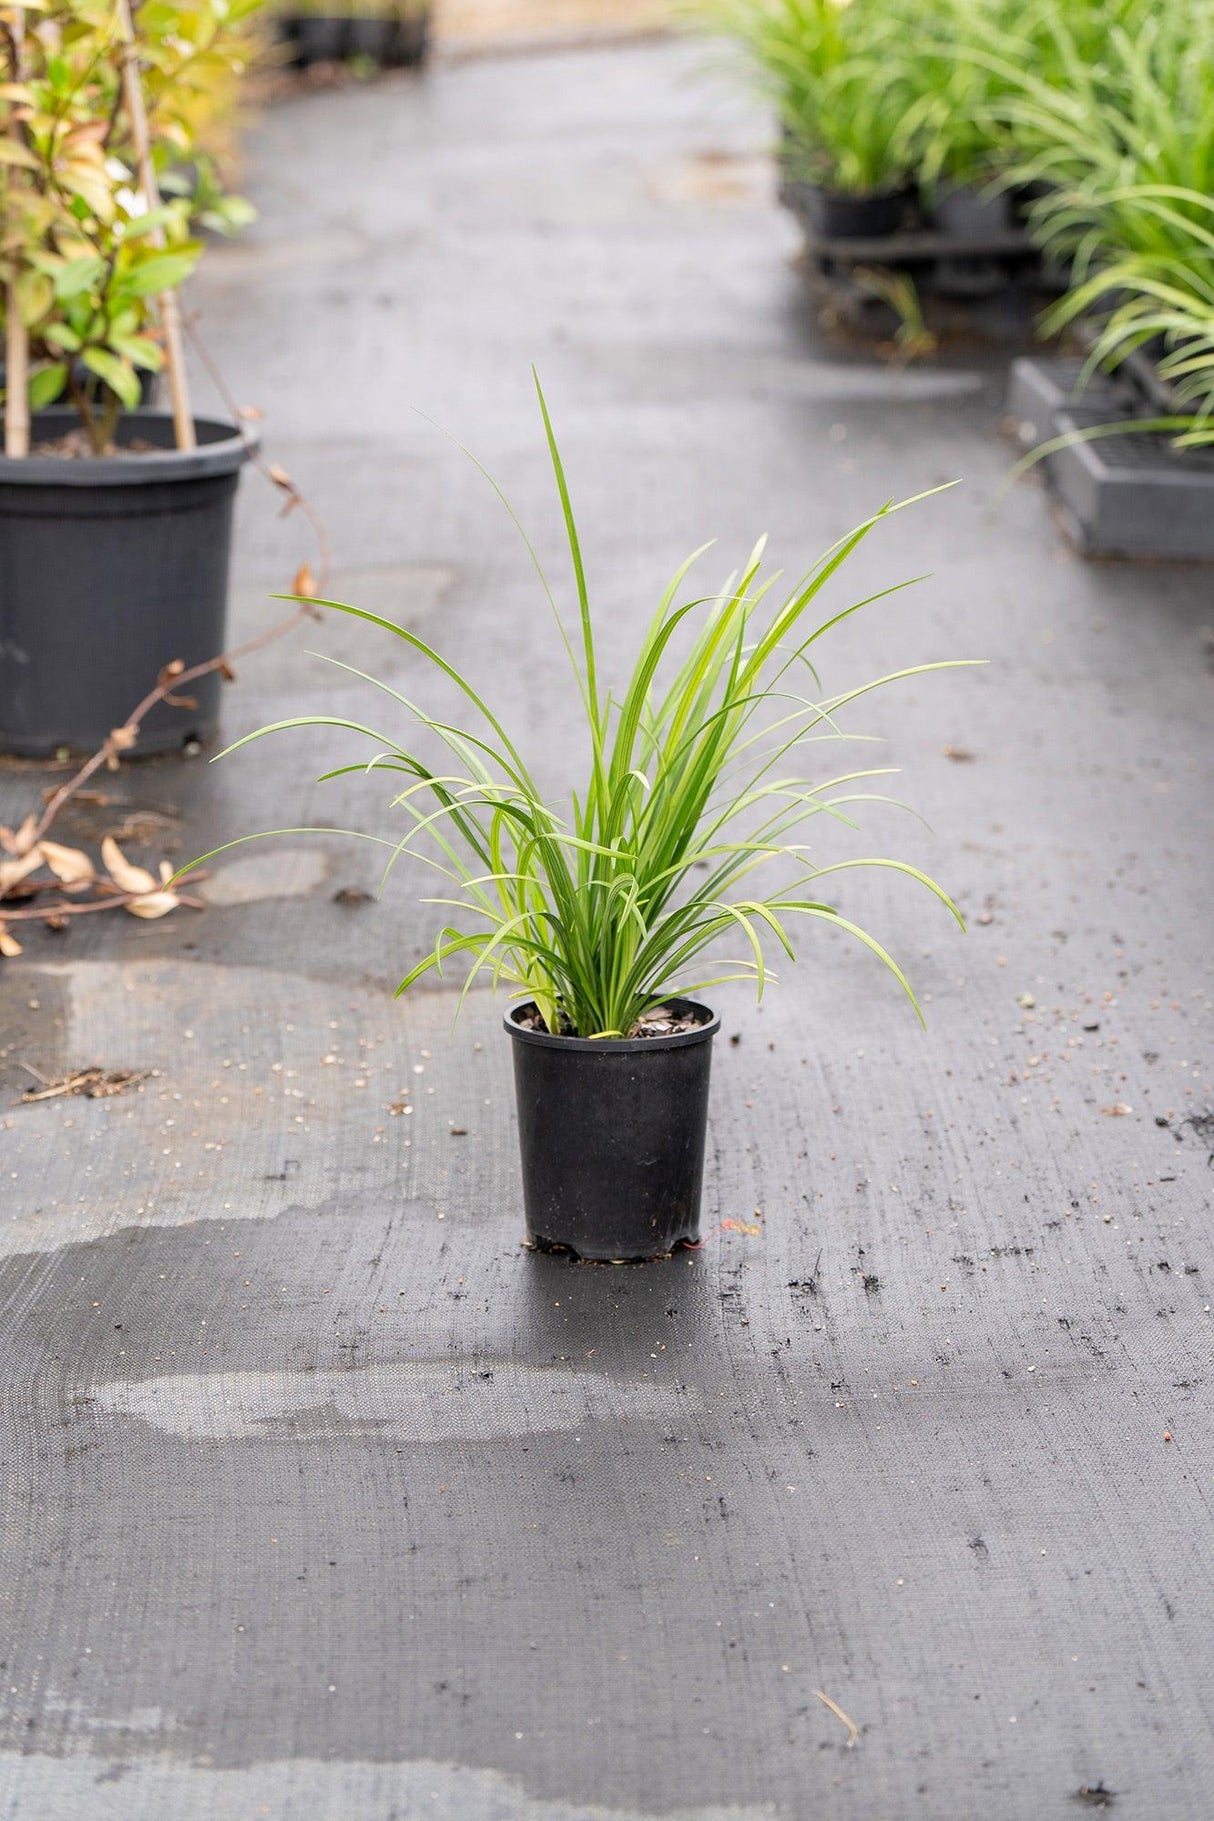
[0,881,206,922]
[184,312,332,592]
[116,0,194,449]
[813,1689,860,1748]
[4,6,30,457]
[20,1066,150,1102]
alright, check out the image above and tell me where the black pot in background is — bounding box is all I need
[0,411,251,758]
[386,8,431,65]
[505,999,720,1262]
[796,184,908,239]
[346,14,393,59]
[291,15,348,65]
[932,181,1012,240]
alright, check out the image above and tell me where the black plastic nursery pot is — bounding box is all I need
[797,183,908,239]
[0,411,250,758]
[927,183,1015,298]
[505,999,720,1262]
[280,9,430,67]
[290,15,347,64]
[386,9,430,64]
[931,181,1012,240]
[346,15,393,59]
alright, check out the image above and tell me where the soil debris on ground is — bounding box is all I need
[18,1066,151,1103]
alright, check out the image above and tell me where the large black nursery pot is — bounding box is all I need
[0,410,250,758]
[505,999,720,1262]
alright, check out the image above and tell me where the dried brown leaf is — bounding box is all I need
[0,923,23,957]
[109,724,138,753]
[0,845,46,896]
[124,890,180,920]
[39,841,95,887]
[292,560,316,597]
[10,813,39,856]
[101,836,156,896]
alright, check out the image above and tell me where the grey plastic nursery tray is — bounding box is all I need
[1006,356,1214,561]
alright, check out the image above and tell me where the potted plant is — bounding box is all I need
[898,0,1013,234]
[194,382,974,1260]
[1000,4,1214,556]
[0,1,260,757]
[701,0,918,239]
[910,0,1152,242]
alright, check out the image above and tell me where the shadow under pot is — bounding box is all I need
[797,184,907,239]
[0,410,252,758]
[505,999,720,1262]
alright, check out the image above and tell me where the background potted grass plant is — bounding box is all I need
[701,0,918,239]
[999,0,1214,555]
[0,0,262,757]
[192,380,975,1261]
[896,0,1024,239]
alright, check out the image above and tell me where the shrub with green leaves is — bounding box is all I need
[0,0,263,452]
[196,383,973,1039]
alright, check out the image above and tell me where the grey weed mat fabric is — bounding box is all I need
[2,33,1213,1821]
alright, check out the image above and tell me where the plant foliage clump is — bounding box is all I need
[0,0,264,450]
[996,0,1214,443]
[696,0,921,196]
[200,383,973,1039]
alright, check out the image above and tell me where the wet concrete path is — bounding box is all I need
[2,38,1212,1821]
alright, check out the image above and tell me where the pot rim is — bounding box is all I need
[0,410,255,487]
[799,181,910,205]
[505,996,719,1054]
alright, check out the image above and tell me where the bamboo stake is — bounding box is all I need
[3,251,30,458]
[115,0,195,450]
[4,6,30,457]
